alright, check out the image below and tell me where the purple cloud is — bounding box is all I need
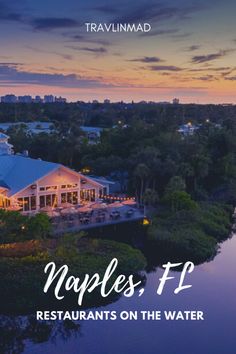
[191,49,234,63]
[0,64,113,88]
[149,65,183,71]
[129,56,164,63]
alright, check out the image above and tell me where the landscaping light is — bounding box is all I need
[143,218,150,225]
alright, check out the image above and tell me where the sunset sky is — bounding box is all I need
[1,0,236,103]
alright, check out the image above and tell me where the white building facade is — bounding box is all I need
[0,134,105,213]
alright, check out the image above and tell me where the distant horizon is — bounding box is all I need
[0,92,235,105]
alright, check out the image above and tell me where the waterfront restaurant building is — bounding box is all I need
[0,133,106,213]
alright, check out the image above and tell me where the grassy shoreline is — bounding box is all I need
[147,202,233,263]
[0,236,146,315]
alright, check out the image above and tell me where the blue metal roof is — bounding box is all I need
[0,133,9,139]
[88,175,115,185]
[0,180,9,189]
[0,154,60,196]
[80,126,103,133]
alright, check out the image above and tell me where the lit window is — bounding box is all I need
[46,186,57,191]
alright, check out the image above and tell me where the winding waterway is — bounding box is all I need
[22,233,236,354]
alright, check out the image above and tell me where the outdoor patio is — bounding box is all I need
[39,200,144,234]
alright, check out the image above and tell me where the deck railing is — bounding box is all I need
[51,206,144,235]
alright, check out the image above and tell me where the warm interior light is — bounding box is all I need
[143,218,150,225]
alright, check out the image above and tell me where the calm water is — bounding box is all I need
[23,234,236,354]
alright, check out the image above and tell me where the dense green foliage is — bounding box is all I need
[148,203,232,262]
[1,102,236,126]
[0,235,146,314]
[5,103,236,205]
[0,210,51,244]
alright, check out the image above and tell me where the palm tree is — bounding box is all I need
[143,188,159,215]
[134,163,150,205]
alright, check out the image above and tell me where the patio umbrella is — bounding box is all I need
[91,203,107,209]
[47,210,60,218]
[61,207,77,215]
[60,202,74,208]
[40,206,54,212]
[107,202,124,208]
[77,206,91,213]
[122,200,136,206]
[6,205,22,211]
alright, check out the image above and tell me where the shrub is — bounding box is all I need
[163,191,198,212]
[0,210,51,244]
[148,202,232,262]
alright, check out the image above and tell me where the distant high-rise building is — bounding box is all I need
[55,96,67,103]
[18,95,33,103]
[1,94,18,103]
[34,95,43,103]
[44,95,55,103]
[173,98,180,104]
[0,94,67,103]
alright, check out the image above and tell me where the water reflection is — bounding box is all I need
[1,230,236,354]
[0,316,80,354]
